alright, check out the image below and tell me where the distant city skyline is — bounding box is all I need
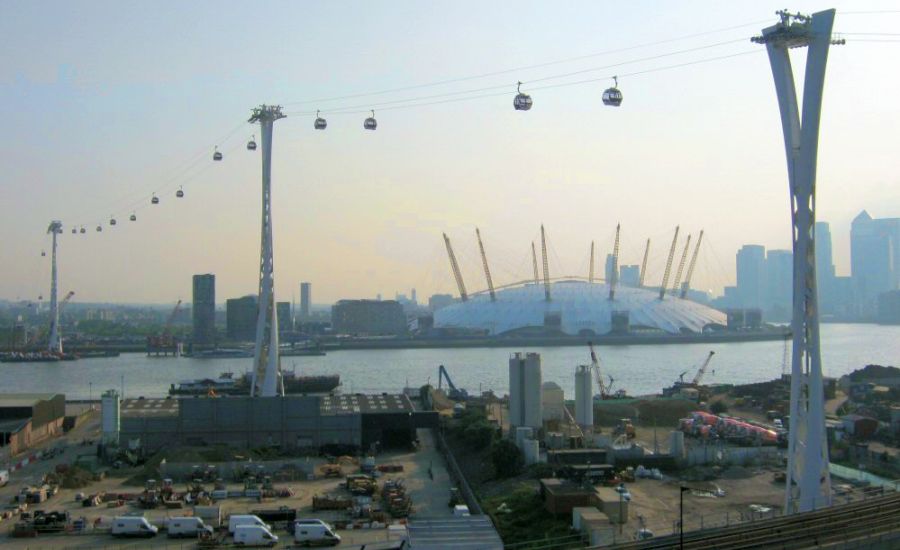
[2,1,899,304]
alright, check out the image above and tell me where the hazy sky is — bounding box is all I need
[2,1,899,305]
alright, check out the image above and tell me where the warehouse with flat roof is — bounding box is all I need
[0,393,66,456]
[119,394,438,452]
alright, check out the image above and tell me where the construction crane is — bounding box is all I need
[691,351,716,385]
[564,404,586,439]
[438,364,468,400]
[147,299,182,357]
[608,224,621,301]
[443,233,468,302]
[540,225,551,302]
[588,341,609,399]
[475,228,496,302]
[659,226,680,300]
[680,230,704,299]
[639,238,650,288]
[588,241,595,284]
[531,242,540,285]
[670,233,692,295]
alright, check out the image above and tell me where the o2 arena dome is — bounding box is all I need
[433,280,726,336]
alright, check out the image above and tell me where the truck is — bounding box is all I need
[234,524,278,547]
[228,514,270,534]
[293,519,341,546]
[166,516,214,538]
[111,516,159,538]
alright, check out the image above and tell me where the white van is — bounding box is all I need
[294,519,341,546]
[228,514,270,534]
[166,516,214,538]
[111,516,158,538]
[234,524,278,547]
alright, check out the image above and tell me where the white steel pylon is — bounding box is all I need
[754,9,842,513]
[248,105,286,397]
[46,220,63,354]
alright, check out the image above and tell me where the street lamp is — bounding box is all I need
[680,485,690,549]
[89,382,93,411]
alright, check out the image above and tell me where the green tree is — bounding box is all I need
[490,439,524,478]
[710,400,728,414]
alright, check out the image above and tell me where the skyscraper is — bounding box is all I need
[276,302,292,333]
[226,295,257,341]
[766,250,792,318]
[736,245,766,308]
[192,274,216,347]
[300,282,311,320]
[851,210,899,313]
[815,222,836,311]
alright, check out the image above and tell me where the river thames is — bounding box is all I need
[2,324,897,400]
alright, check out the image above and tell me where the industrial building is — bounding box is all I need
[116,393,438,452]
[192,274,216,347]
[276,301,292,333]
[226,295,257,341]
[434,281,726,336]
[0,393,66,456]
[331,299,407,336]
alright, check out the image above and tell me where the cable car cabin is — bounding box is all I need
[130,214,137,221]
[247,136,257,151]
[513,93,533,111]
[110,218,117,226]
[80,227,86,234]
[71,228,77,234]
[176,188,184,198]
[602,87,622,106]
[364,110,377,130]
[96,225,103,232]
[151,195,160,205]
[213,147,223,161]
[513,81,532,111]
[314,117,327,130]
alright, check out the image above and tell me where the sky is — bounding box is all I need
[1,1,899,305]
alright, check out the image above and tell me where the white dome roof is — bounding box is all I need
[433,280,725,336]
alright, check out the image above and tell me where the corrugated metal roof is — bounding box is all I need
[407,516,503,550]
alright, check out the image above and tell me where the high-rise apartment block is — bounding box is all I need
[192,274,216,346]
[300,282,311,320]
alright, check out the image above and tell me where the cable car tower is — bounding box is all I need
[248,105,286,397]
[753,8,843,514]
[46,220,63,354]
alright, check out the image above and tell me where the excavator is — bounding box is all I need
[663,351,716,401]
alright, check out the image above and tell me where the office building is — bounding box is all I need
[192,274,216,346]
[736,245,766,309]
[226,295,257,341]
[619,265,640,287]
[765,249,792,319]
[299,282,311,320]
[276,302,292,333]
[851,211,900,313]
[332,299,407,336]
[428,293,455,312]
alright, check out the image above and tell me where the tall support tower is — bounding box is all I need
[540,225,551,301]
[754,9,841,513]
[475,228,496,302]
[46,220,63,353]
[249,105,286,397]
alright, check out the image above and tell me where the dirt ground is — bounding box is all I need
[615,468,786,540]
[1,428,453,549]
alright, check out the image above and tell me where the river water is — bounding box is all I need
[1,324,896,400]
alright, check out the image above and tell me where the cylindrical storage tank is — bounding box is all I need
[669,430,685,459]
[522,439,540,465]
[509,353,525,428]
[101,389,120,445]
[574,365,593,429]
[522,353,543,430]
[516,426,534,449]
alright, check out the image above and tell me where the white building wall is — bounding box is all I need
[101,389,120,445]
[541,382,565,422]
